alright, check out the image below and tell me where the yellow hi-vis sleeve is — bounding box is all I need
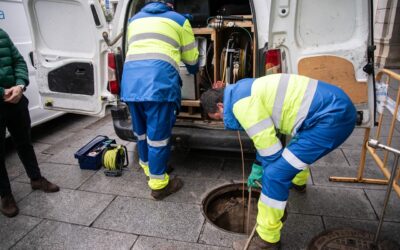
[180,20,198,65]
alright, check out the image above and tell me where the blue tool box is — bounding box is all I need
[74,135,115,170]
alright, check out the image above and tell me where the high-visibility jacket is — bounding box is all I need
[223,74,352,163]
[120,3,199,108]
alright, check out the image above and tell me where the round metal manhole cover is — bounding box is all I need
[308,228,399,250]
[202,183,260,234]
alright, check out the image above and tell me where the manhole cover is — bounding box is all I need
[308,228,399,250]
[202,183,260,234]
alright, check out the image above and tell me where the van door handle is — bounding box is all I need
[75,68,86,75]
[29,51,36,69]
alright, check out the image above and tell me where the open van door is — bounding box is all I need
[267,0,375,127]
[23,0,111,116]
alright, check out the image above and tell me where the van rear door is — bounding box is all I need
[23,0,110,116]
[268,0,374,127]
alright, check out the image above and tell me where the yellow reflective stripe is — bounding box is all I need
[292,79,318,134]
[147,137,169,147]
[134,132,146,141]
[180,41,196,52]
[257,141,282,157]
[260,193,287,210]
[125,53,179,72]
[148,173,169,190]
[271,74,290,129]
[292,167,310,186]
[129,33,180,48]
[282,148,307,170]
[245,118,274,138]
[256,200,284,243]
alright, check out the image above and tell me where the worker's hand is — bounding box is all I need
[247,162,263,189]
[4,86,23,104]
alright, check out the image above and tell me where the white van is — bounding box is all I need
[22,0,376,151]
[0,0,63,136]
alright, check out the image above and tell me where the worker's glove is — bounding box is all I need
[247,162,263,189]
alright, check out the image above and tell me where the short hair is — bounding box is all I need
[200,88,225,114]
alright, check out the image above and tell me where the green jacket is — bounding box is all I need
[0,28,29,100]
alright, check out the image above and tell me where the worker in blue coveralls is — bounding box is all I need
[200,74,356,249]
[121,0,199,200]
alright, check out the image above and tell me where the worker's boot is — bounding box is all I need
[151,177,183,200]
[292,183,307,193]
[233,232,281,250]
[0,194,19,218]
[31,177,60,193]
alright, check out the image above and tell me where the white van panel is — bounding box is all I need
[0,0,63,136]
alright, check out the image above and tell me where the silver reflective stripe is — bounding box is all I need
[149,174,166,180]
[282,148,307,170]
[139,160,148,166]
[292,79,318,135]
[134,132,146,141]
[181,58,198,66]
[129,33,180,48]
[126,53,179,72]
[272,74,290,129]
[180,41,196,52]
[257,141,282,157]
[147,137,169,147]
[260,193,287,210]
[246,118,274,138]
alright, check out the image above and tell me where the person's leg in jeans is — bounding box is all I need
[6,96,41,180]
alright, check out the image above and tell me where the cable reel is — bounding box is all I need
[102,144,129,177]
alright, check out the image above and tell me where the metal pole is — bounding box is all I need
[368,140,400,245]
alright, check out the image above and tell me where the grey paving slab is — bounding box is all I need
[18,189,115,226]
[4,163,24,181]
[10,181,33,202]
[323,216,400,245]
[364,189,400,222]
[32,128,76,145]
[288,186,377,220]
[313,149,349,166]
[280,213,324,250]
[79,168,150,199]
[12,220,137,250]
[51,129,100,150]
[14,163,96,190]
[132,236,229,250]
[311,163,386,190]
[221,158,253,181]
[93,196,204,242]
[172,154,224,179]
[0,215,41,250]
[199,222,247,248]
[45,146,81,166]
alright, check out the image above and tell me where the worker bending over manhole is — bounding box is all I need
[200,73,356,249]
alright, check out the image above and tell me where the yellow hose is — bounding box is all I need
[103,146,123,170]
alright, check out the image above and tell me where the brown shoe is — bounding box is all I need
[233,232,281,250]
[151,177,183,200]
[31,177,60,193]
[0,195,19,218]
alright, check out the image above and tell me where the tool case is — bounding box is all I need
[74,135,115,170]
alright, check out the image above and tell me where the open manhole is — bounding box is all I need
[308,228,399,250]
[202,183,260,234]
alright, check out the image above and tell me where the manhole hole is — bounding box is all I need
[202,183,260,234]
[308,228,399,250]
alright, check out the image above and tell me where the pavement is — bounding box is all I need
[1,106,400,249]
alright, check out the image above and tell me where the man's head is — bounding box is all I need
[200,88,225,120]
[145,0,174,8]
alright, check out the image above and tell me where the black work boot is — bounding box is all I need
[0,194,19,218]
[292,183,307,193]
[233,232,281,250]
[151,177,183,200]
[31,177,60,193]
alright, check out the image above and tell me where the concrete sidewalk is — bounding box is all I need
[1,110,400,249]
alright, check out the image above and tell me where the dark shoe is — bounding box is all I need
[292,183,307,193]
[233,232,280,250]
[151,177,183,200]
[31,177,60,193]
[0,195,19,218]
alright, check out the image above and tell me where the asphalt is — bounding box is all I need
[1,107,400,249]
